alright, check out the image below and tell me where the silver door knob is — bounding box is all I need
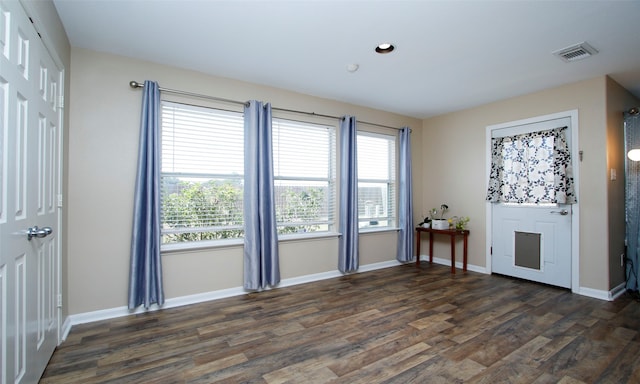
[550,209,569,216]
[27,226,53,241]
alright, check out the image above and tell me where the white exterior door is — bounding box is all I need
[0,1,62,382]
[489,115,575,289]
[492,204,572,288]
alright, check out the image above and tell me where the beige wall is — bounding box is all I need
[67,48,422,315]
[420,76,639,292]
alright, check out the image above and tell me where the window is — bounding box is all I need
[486,127,575,204]
[160,99,393,245]
[357,131,396,229]
[272,118,336,235]
[160,102,244,244]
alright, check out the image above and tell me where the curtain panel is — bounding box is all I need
[338,116,359,273]
[625,112,640,292]
[396,127,414,262]
[243,101,281,290]
[129,80,164,310]
[486,127,576,204]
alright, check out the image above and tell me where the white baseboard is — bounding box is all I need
[578,281,627,301]
[421,255,626,302]
[609,282,627,300]
[61,259,404,340]
[277,260,402,288]
[577,286,613,301]
[64,258,623,341]
[61,315,73,342]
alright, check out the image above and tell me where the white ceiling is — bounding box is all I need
[52,0,640,119]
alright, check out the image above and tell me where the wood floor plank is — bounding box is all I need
[592,340,640,383]
[328,342,435,384]
[184,353,248,380]
[40,264,640,383]
[328,329,432,377]
[390,355,487,383]
[263,357,337,384]
[464,361,546,384]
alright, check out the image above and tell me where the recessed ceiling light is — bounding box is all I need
[375,43,395,54]
[346,63,359,72]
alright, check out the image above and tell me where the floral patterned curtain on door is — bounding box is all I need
[486,126,576,204]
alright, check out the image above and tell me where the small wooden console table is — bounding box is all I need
[415,227,470,274]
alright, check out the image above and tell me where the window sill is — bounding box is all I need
[359,227,400,235]
[161,238,244,254]
[278,232,341,243]
[161,229,399,254]
[161,232,342,254]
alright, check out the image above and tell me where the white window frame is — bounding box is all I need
[272,117,337,237]
[159,101,245,248]
[356,130,397,232]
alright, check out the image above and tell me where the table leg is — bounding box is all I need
[463,233,468,272]
[429,232,434,264]
[450,234,456,274]
[415,230,421,267]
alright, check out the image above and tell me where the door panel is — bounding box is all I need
[492,204,572,288]
[490,116,573,289]
[0,0,61,382]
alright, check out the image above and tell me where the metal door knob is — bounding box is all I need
[550,209,569,216]
[27,226,53,241]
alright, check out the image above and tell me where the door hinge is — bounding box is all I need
[57,194,63,208]
[57,294,62,308]
[59,94,64,109]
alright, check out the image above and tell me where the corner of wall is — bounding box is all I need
[605,77,640,289]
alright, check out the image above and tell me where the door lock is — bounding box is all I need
[27,226,53,241]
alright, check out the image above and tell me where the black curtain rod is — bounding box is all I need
[129,80,406,131]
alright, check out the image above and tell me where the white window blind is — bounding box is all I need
[357,132,396,229]
[160,101,244,243]
[272,118,336,234]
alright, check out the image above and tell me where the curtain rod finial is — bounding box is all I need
[129,80,142,89]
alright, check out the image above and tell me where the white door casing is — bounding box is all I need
[485,111,579,291]
[0,0,63,382]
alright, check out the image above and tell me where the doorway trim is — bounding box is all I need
[485,110,580,293]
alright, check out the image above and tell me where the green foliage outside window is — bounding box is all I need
[162,179,326,243]
[277,188,325,234]
[161,179,244,243]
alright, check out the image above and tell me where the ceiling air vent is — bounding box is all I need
[553,42,598,62]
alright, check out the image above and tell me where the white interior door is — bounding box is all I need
[0,1,62,382]
[489,116,574,289]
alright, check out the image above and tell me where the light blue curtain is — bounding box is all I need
[244,101,280,290]
[339,116,359,273]
[128,80,164,309]
[625,111,640,292]
[396,127,414,262]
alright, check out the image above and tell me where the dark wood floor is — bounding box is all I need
[41,263,640,383]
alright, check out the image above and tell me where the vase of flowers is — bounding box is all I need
[449,216,470,230]
[430,204,450,230]
[418,212,432,228]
